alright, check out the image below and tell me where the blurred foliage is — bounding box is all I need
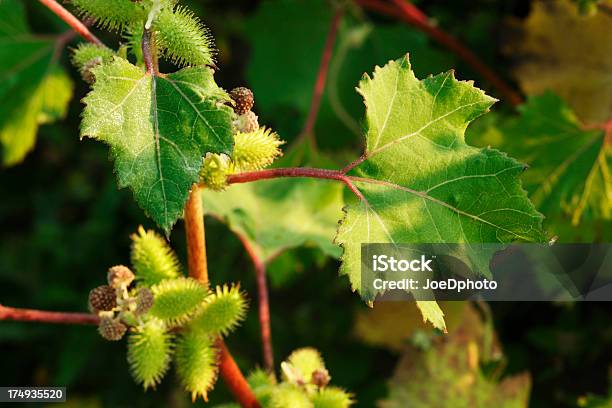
[0,0,73,166]
[378,303,531,408]
[504,0,612,123]
[467,92,611,239]
[0,1,610,407]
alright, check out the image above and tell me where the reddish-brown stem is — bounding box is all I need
[185,185,209,285]
[357,0,523,106]
[217,340,261,408]
[226,167,365,201]
[298,8,343,144]
[237,235,274,373]
[38,0,104,46]
[0,304,99,325]
[141,28,161,76]
[185,187,259,407]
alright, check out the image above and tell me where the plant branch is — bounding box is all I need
[38,0,104,46]
[141,28,158,76]
[217,339,261,408]
[0,304,99,325]
[356,0,523,106]
[297,7,343,145]
[226,167,365,200]
[185,185,209,285]
[185,187,260,407]
[237,234,274,373]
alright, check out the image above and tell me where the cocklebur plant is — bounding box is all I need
[68,0,543,346]
[0,0,556,405]
[88,227,247,399]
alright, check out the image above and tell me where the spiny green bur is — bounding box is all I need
[127,318,173,389]
[189,284,247,336]
[149,277,208,325]
[232,127,284,172]
[131,226,181,286]
[311,387,354,408]
[69,0,146,31]
[269,384,312,408]
[154,6,215,67]
[175,329,218,402]
[282,348,326,385]
[71,43,115,71]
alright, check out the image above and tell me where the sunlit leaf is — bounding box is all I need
[336,56,544,330]
[81,57,233,232]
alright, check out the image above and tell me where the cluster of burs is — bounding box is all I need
[88,227,353,406]
[69,0,285,192]
[88,226,248,400]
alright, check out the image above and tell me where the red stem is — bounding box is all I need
[217,340,261,408]
[299,8,343,143]
[186,187,259,407]
[185,185,209,285]
[0,304,99,325]
[38,0,104,46]
[226,167,365,200]
[237,235,274,373]
[357,0,523,106]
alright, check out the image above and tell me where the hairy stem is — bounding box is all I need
[237,235,274,373]
[141,28,159,76]
[357,0,523,106]
[38,0,104,46]
[226,167,365,200]
[184,187,260,407]
[217,339,261,408]
[297,7,343,146]
[185,185,209,285]
[0,304,99,325]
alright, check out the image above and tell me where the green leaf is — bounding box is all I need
[175,329,218,402]
[203,176,343,262]
[0,4,73,166]
[471,92,610,226]
[127,318,174,389]
[0,0,28,37]
[80,57,233,232]
[189,284,247,336]
[336,56,544,330]
[149,277,208,325]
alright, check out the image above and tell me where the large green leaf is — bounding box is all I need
[203,177,343,262]
[336,56,544,330]
[0,0,73,166]
[470,92,610,227]
[81,58,233,232]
